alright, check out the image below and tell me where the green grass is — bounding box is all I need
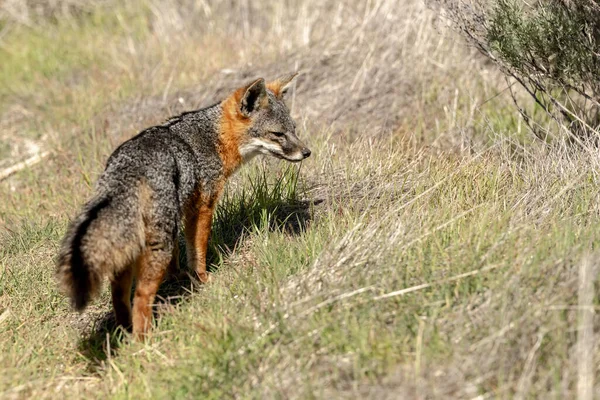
[0,2,151,121]
[3,138,598,398]
[1,0,599,398]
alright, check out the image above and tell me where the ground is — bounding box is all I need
[1,0,599,398]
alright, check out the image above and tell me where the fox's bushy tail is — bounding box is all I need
[56,194,144,311]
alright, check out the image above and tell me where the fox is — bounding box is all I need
[56,74,310,339]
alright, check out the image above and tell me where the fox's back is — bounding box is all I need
[99,117,223,213]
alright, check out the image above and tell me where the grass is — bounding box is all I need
[4,139,599,398]
[1,0,600,398]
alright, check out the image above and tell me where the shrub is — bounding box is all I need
[436,0,600,143]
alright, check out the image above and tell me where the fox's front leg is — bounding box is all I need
[184,199,216,283]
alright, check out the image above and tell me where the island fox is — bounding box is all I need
[56,74,310,338]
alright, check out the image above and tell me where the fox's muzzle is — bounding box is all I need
[284,135,311,162]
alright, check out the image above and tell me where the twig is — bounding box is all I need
[0,151,50,181]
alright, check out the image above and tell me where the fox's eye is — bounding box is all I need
[270,131,285,137]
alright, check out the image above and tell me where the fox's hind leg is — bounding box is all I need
[167,238,181,276]
[131,241,172,340]
[110,266,134,330]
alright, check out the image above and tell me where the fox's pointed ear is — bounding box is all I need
[240,78,268,117]
[267,72,299,99]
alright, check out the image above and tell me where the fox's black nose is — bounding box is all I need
[301,148,311,158]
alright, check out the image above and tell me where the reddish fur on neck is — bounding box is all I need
[218,88,250,177]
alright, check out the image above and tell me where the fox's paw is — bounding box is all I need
[197,271,211,284]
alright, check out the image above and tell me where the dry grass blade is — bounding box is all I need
[373,264,501,301]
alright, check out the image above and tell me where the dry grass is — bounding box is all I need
[1,0,599,398]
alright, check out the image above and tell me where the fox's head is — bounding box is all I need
[221,74,311,165]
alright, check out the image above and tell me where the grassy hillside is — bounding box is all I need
[1,0,599,398]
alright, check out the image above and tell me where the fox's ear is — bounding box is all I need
[240,78,268,117]
[267,72,299,99]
